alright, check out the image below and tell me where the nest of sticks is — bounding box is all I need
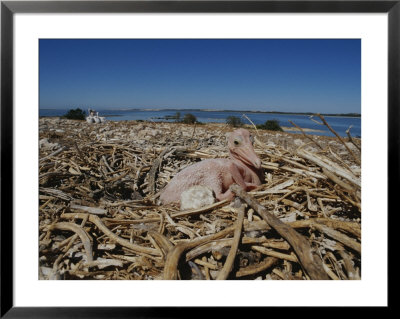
[39,115,361,280]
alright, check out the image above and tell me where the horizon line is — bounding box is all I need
[39,107,361,116]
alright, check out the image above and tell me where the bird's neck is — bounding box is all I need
[229,154,264,183]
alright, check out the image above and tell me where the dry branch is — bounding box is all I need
[288,120,324,150]
[216,200,245,280]
[40,187,74,201]
[163,225,235,280]
[69,204,108,215]
[40,146,67,162]
[311,222,361,253]
[289,218,361,240]
[297,149,361,188]
[235,257,278,278]
[147,147,172,194]
[47,221,93,262]
[230,184,330,280]
[316,114,361,165]
[346,126,361,152]
[62,212,160,256]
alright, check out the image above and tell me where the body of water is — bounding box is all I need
[40,108,361,138]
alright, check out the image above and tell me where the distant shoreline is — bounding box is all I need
[280,126,325,133]
[40,108,361,118]
[197,109,361,118]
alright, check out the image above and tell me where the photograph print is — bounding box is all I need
[39,39,361,280]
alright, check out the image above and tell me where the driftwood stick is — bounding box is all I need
[328,147,356,175]
[281,165,327,180]
[163,225,235,280]
[185,236,288,261]
[322,168,354,193]
[339,250,360,280]
[171,199,230,218]
[102,155,115,173]
[95,217,161,225]
[297,149,361,188]
[311,222,361,254]
[252,246,298,262]
[86,258,124,269]
[216,200,245,280]
[48,222,93,262]
[245,217,361,240]
[39,146,67,162]
[288,120,324,150]
[185,238,232,261]
[73,141,85,160]
[316,114,361,165]
[230,184,330,280]
[194,258,218,270]
[39,187,74,201]
[69,204,108,215]
[336,189,361,211]
[58,214,89,253]
[242,113,260,136]
[251,179,295,196]
[235,257,278,278]
[323,263,340,280]
[148,147,171,195]
[346,126,361,152]
[292,218,361,239]
[148,230,174,256]
[202,257,211,280]
[190,121,198,137]
[61,212,160,256]
[88,214,160,256]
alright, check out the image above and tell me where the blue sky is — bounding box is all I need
[39,39,361,113]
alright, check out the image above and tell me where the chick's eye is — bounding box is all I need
[234,140,240,145]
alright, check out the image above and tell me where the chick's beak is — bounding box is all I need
[235,145,262,169]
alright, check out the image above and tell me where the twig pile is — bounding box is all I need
[39,115,361,280]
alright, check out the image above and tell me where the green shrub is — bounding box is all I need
[182,113,197,124]
[63,108,86,120]
[256,119,283,131]
[226,115,243,127]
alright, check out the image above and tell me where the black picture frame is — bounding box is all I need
[1,0,395,317]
